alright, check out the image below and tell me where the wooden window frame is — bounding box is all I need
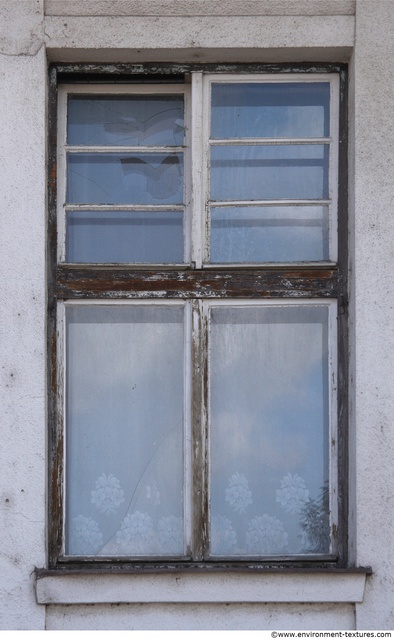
[47,62,348,570]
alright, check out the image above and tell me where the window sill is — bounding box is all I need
[35,567,370,605]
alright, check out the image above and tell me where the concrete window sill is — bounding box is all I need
[36,569,369,605]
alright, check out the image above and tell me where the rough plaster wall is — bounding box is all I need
[0,0,43,56]
[44,0,356,17]
[351,0,394,629]
[0,1,46,630]
[46,603,355,630]
[43,15,354,63]
[42,0,354,63]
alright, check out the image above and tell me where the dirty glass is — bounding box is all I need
[68,95,185,146]
[65,304,185,557]
[210,205,329,263]
[211,83,330,139]
[210,145,329,201]
[209,305,330,557]
[66,210,183,263]
[67,153,184,206]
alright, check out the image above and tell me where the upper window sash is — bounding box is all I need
[57,73,339,267]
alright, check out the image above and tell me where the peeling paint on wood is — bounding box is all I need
[54,62,346,83]
[56,267,340,299]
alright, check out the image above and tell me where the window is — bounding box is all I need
[48,64,348,567]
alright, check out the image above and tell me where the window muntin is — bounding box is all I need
[52,68,345,566]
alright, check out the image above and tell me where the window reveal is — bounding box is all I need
[49,65,347,566]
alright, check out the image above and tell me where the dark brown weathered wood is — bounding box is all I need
[56,267,340,299]
[336,66,349,567]
[47,64,64,568]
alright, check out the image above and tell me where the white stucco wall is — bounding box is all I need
[350,0,394,629]
[0,0,393,630]
[45,603,355,631]
[0,0,46,630]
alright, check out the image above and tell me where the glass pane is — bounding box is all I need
[211,145,328,201]
[66,305,185,557]
[210,206,329,263]
[68,95,184,146]
[209,305,330,557]
[67,153,184,205]
[66,210,184,263]
[211,83,330,139]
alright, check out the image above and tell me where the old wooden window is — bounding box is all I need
[48,64,348,567]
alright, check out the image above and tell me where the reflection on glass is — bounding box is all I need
[66,305,185,557]
[211,145,328,201]
[210,206,329,263]
[67,153,184,205]
[209,305,330,556]
[211,83,330,139]
[66,210,184,263]
[68,95,184,146]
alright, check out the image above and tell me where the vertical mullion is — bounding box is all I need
[201,299,210,560]
[191,299,207,560]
